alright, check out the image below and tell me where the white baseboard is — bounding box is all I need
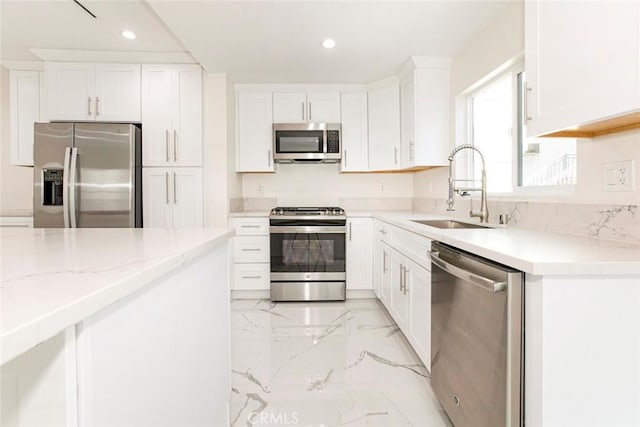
[231,289,376,300]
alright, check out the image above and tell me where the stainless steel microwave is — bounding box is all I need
[273,123,341,163]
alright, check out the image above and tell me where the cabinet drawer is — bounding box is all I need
[233,263,270,290]
[391,227,431,270]
[233,236,270,262]
[232,218,269,236]
[374,220,392,243]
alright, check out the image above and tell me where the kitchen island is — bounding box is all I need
[1,227,234,427]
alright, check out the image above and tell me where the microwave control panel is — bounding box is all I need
[327,130,340,153]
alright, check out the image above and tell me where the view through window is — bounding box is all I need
[468,68,576,193]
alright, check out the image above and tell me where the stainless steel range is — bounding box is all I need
[269,207,346,301]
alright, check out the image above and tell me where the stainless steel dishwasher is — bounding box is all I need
[429,242,523,427]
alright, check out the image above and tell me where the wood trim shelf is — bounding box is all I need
[542,112,640,138]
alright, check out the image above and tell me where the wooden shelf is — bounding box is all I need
[543,112,640,138]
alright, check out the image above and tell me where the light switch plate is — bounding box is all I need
[602,160,635,192]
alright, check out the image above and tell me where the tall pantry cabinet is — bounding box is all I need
[141,65,204,228]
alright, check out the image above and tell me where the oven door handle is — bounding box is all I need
[270,226,346,234]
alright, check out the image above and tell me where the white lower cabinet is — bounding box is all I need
[346,218,373,290]
[231,218,270,291]
[375,221,432,369]
[388,246,409,330]
[406,257,431,368]
[142,167,203,228]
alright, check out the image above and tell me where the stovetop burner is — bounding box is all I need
[270,206,346,218]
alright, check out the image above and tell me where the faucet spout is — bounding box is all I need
[446,145,490,223]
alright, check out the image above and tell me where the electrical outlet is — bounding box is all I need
[603,160,635,192]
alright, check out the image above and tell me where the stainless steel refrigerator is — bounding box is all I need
[33,122,142,228]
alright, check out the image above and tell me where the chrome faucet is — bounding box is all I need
[446,144,489,223]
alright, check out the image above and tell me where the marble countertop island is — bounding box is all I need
[0,227,234,365]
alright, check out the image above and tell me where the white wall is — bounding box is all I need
[242,164,413,206]
[0,65,33,216]
[203,72,243,227]
[413,1,640,206]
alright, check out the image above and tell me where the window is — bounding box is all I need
[465,66,576,194]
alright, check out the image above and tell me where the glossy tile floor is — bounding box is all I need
[230,299,452,426]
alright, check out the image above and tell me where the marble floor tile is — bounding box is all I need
[230,298,452,427]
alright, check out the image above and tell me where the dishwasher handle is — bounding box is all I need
[428,250,506,293]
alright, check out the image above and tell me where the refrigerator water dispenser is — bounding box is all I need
[42,169,64,206]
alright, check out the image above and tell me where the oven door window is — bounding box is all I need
[270,232,345,272]
[275,131,324,153]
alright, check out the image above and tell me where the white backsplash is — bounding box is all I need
[413,197,640,244]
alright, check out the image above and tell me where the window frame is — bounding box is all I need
[458,59,576,198]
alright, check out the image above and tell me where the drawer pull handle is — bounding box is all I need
[241,275,262,279]
[241,248,261,251]
[240,225,261,228]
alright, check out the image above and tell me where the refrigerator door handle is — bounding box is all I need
[69,147,79,228]
[62,147,71,228]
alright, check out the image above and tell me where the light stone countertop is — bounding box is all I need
[0,227,234,365]
[226,209,639,274]
[368,212,640,276]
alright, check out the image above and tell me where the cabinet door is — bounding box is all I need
[406,258,431,369]
[46,62,94,120]
[379,243,392,308]
[307,92,341,123]
[340,93,369,172]
[525,0,640,136]
[142,66,173,166]
[400,75,415,168]
[142,167,173,228]
[346,218,373,290]
[389,249,409,329]
[273,92,307,123]
[173,66,203,166]
[172,167,203,228]
[368,84,400,171]
[236,92,274,172]
[94,63,141,122]
[10,71,40,166]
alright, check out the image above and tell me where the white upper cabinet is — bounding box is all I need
[94,64,141,121]
[273,92,307,123]
[340,93,369,172]
[236,91,274,172]
[525,0,640,136]
[306,92,341,123]
[398,58,451,169]
[273,92,340,123]
[10,71,41,166]
[46,62,140,122]
[368,82,401,171]
[142,65,203,167]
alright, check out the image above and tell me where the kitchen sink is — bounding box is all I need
[411,219,491,229]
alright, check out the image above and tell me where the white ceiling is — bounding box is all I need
[1,0,513,84]
[147,0,513,83]
[0,0,189,62]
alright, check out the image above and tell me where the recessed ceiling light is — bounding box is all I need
[322,39,336,49]
[121,30,137,40]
